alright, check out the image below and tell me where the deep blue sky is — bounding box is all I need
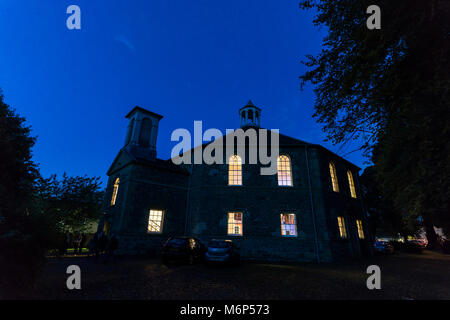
[0,0,368,187]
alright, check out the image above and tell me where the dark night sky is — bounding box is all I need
[0,0,369,187]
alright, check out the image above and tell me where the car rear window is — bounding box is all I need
[209,241,232,248]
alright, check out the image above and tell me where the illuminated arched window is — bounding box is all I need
[277,155,293,186]
[347,170,357,198]
[110,177,119,206]
[329,162,339,192]
[228,155,242,186]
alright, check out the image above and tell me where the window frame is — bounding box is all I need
[329,162,339,193]
[147,209,165,234]
[277,155,293,187]
[347,170,357,198]
[356,219,365,239]
[227,211,243,236]
[228,155,243,186]
[337,216,348,239]
[110,177,120,206]
[103,221,110,234]
[280,213,298,237]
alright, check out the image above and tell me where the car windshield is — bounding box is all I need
[209,241,232,248]
[168,238,187,247]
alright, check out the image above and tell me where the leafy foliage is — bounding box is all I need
[0,89,104,297]
[360,166,412,237]
[0,90,38,222]
[34,174,104,234]
[299,1,450,241]
[0,90,45,297]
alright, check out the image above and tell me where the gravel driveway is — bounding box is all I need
[28,250,450,300]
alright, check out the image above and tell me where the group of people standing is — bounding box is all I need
[60,231,119,263]
[89,231,119,262]
[61,232,87,255]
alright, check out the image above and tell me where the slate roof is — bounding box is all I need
[110,127,359,175]
[107,147,189,176]
[172,127,360,170]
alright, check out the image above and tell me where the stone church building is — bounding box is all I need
[99,101,371,262]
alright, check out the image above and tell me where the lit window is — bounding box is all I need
[337,216,347,239]
[329,162,339,192]
[277,155,293,186]
[110,177,120,206]
[228,155,242,186]
[356,219,364,239]
[227,212,243,236]
[103,221,110,234]
[148,209,164,233]
[347,170,357,198]
[280,213,297,236]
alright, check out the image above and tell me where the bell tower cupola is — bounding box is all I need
[123,106,163,160]
[240,100,261,128]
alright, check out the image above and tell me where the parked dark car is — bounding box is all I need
[442,239,450,254]
[161,236,206,265]
[373,240,394,254]
[409,238,427,248]
[205,239,240,264]
[404,240,424,253]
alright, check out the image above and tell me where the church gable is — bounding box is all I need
[107,149,134,176]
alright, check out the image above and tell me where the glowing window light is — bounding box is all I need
[356,219,365,239]
[148,209,164,233]
[280,213,297,236]
[277,155,293,186]
[329,162,339,192]
[228,155,242,186]
[110,177,120,206]
[337,216,347,239]
[347,170,357,198]
[227,212,243,236]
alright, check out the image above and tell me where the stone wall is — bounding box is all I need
[101,159,189,254]
[101,140,369,262]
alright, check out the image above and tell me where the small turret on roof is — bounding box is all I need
[125,106,163,120]
[123,105,163,161]
[240,100,261,128]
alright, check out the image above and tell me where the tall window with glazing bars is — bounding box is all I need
[329,162,339,192]
[347,170,357,198]
[110,177,120,206]
[277,155,293,186]
[337,216,347,239]
[227,212,243,236]
[148,209,164,233]
[356,219,364,239]
[280,213,297,236]
[228,155,242,186]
